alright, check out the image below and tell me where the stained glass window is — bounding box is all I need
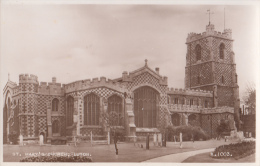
[134,86,159,128]
[108,95,123,126]
[84,93,100,125]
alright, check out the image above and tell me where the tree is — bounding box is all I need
[216,119,230,139]
[242,82,256,114]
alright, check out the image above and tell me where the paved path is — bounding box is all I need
[143,148,215,162]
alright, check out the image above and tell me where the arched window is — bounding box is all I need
[52,98,59,112]
[221,75,225,84]
[195,45,201,61]
[84,93,100,125]
[188,114,197,126]
[66,96,74,127]
[52,120,60,133]
[171,113,180,126]
[108,95,123,126]
[134,86,159,128]
[219,43,225,59]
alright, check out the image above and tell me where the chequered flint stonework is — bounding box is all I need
[185,62,213,88]
[201,113,234,138]
[38,117,47,135]
[186,38,210,66]
[52,116,66,136]
[212,38,233,63]
[37,95,65,116]
[126,72,167,97]
[19,83,38,93]
[215,63,233,86]
[217,87,234,107]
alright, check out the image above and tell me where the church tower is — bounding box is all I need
[185,24,240,129]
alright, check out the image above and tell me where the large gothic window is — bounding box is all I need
[52,98,59,112]
[66,96,74,127]
[107,95,123,126]
[196,44,201,61]
[134,86,159,128]
[84,93,100,125]
[219,43,225,59]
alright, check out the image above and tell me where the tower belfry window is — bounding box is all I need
[195,45,201,61]
[219,43,225,59]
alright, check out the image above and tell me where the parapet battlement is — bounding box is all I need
[64,77,127,93]
[167,87,213,97]
[19,74,38,83]
[186,24,232,43]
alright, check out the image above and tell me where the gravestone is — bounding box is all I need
[153,134,157,146]
[19,135,23,146]
[108,131,110,145]
[158,133,162,146]
[39,135,44,146]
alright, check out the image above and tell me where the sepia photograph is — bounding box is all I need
[1,1,259,164]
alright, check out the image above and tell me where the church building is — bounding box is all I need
[3,23,240,143]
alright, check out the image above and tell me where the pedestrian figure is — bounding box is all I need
[114,132,118,155]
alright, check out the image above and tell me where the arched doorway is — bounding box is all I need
[52,120,60,137]
[171,113,180,126]
[134,86,159,128]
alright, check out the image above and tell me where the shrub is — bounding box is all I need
[211,141,255,160]
[8,131,19,144]
[20,154,92,162]
[166,125,210,141]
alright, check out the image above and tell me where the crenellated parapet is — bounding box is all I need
[201,106,234,114]
[167,87,213,97]
[186,24,233,43]
[64,77,128,94]
[38,81,65,95]
[19,74,38,84]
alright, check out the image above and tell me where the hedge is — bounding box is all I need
[166,125,210,141]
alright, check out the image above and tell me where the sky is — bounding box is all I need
[0,4,259,99]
